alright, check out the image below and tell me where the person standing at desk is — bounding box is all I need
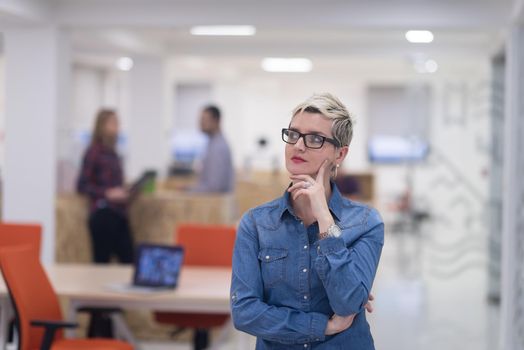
[188,105,234,193]
[77,109,134,264]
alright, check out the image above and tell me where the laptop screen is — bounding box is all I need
[133,244,184,288]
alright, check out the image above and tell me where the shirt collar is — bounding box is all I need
[279,181,343,223]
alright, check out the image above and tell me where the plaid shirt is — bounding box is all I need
[76,142,126,215]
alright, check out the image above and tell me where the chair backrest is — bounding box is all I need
[175,224,236,267]
[0,223,42,256]
[0,246,63,350]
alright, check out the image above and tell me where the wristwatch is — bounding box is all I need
[319,223,342,240]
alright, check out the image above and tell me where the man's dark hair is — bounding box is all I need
[203,105,221,122]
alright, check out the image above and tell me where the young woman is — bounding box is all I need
[77,109,134,264]
[231,93,384,349]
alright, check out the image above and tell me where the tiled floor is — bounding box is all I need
[139,216,498,350]
[369,228,499,350]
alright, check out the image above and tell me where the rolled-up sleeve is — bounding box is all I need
[230,211,329,344]
[314,208,384,316]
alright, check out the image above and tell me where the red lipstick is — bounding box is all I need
[291,156,306,163]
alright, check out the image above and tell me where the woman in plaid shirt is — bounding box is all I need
[77,109,134,264]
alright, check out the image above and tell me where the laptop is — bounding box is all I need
[133,244,184,289]
[106,244,184,293]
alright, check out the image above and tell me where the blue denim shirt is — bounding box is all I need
[230,184,384,349]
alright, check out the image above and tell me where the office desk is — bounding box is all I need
[0,264,238,350]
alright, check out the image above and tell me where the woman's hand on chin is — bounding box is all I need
[288,159,333,227]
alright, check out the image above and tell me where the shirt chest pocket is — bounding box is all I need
[258,248,288,288]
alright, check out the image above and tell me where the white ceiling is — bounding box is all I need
[49,0,515,29]
[70,27,504,57]
[0,0,520,63]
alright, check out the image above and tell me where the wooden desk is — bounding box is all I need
[55,264,230,313]
[0,264,235,349]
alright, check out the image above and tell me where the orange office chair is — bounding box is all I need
[0,222,41,254]
[154,224,236,350]
[0,222,42,342]
[0,245,133,350]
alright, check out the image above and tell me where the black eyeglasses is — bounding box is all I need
[281,128,340,149]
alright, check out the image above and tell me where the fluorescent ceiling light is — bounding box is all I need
[405,30,434,43]
[116,57,133,71]
[190,25,256,36]
[414,59,438,74]
[261,58,313,73]
[424,59,438,73]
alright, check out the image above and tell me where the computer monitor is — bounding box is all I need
[368,135,429,163]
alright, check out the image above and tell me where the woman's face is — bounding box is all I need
[285,111,347,177]
[104,115,119,139]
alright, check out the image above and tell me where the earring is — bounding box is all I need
[333,164,340,179]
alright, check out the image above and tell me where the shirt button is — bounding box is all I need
[304,344,308,348]
[304,245,308,249]
[265,255,270,260]
[299,221,303,225]
[303,295,308,300]
[302,268,307,273]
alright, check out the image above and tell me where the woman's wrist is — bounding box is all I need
[317,212,335,234]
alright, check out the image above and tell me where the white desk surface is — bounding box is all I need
[0,264,232,314]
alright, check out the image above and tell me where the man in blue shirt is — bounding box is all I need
[189,105,234,193]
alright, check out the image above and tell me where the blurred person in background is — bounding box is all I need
[77,109,134,264]
[231,93,383,349]
[187,105,234,193]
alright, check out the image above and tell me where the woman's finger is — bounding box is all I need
[290,174,315,183]
[292,189,307,201]
[316,159,330,182]
[364,302,374,313]
[368,293,374,301]
[288,181,312,193]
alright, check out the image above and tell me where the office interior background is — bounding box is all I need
[0,0,523,349]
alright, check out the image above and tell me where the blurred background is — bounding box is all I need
[1,0,523,349]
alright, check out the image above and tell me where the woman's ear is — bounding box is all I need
[335,146,349,164]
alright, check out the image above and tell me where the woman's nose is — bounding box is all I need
[294,137,306,151]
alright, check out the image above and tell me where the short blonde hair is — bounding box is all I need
[291,93,354,147]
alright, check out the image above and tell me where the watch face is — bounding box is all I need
[329,224,342,237]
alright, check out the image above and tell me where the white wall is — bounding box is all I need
[71,66,105,132]
[3,27,68,263]
[0,56,5,174]
[126,57,169,179]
